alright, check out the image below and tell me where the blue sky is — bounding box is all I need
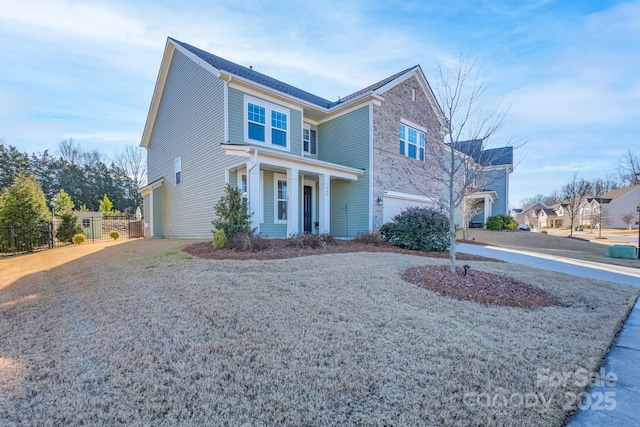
[1,0,639,207]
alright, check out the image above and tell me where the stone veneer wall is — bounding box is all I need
[372,76,445,230]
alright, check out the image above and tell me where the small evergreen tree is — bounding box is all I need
[0,173,51,251]
[212,184,254,238]
[98,194,119,216]
[53,189,74,216]
[55,211,82,243]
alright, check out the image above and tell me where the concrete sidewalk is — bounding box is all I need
[456,242,640,426]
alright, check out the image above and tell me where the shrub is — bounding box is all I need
[540,230,548,234]
[72,233,86,245]
[382,207,449,252]
[501,215,518,230]
[55,212,81,243]
[354,230,383,246]
[109,230,120,240]
[485,215,503,230]
[213,229,227,249]
[379,222,396,242]
[286,232,336,249]
[227,232,269,252]
[485,215,518,230]
[212,184,254,239]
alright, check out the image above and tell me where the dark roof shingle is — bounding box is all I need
[169,38,418,109]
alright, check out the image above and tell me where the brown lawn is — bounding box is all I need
[0,238,638,425]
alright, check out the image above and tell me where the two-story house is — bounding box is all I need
[139,38,449,238]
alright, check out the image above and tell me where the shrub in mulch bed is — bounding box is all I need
[403,264,560,310]
[183,239,501,262]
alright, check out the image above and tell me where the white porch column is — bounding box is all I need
[286,167,299,236]
[483,195,492,227]
[319,174,330,234]
[247,160,261,231]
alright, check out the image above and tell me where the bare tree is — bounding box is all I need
[427,54,524,273]
[621,212,636,230]
[589,177,615,237]
[460,197,484,239]
[57,139,82,166]
[113,145,147,189]
[561,174,591,237]
[617,150,640,186]
[544,190,563,207]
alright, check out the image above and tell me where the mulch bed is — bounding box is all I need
[403,265,560,309]
[184,239,500,262]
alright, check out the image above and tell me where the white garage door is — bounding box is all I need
[382,196,434,224]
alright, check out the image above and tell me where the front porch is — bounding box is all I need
[222,144,364,238]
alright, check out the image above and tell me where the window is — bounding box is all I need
[275,174,287,223]
[245,97,289,149]
[271,111,287,147]
[82,219,90,228]
[399,124,425,161]
[247,103,265,142]
[303,125,317,155]
[175,157,182,184]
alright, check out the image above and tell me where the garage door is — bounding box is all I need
[382,196,434,223]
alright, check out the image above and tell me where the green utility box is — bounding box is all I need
[606,245,638,259]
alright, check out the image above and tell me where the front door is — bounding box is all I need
[303,186,312,233]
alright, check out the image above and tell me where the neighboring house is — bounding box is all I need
[455,140,513,227]
[511,202,547,226]
[139,37,450,238]
[596,184,640,229]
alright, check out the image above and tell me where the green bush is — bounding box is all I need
[354,230,383,246]
[212,184,254,239]
[540,230,548,234]
[213,229,227,249]
[379,222,396,242]
[485,215,518,230]
[485,215,503,230]
[381,207,449,252]
[109,230,120,240]
[72,233,85,245]
[55,212,82,243]
[501,215,518,230]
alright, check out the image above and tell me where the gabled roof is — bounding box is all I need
[339,66,418,103]
[141,37,447,147]
[170,38,338,108]
[601,184,640,200]
[453,140,513,167]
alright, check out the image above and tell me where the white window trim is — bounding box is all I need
[302,123,318,156]
[399,122,425,161]
[274,172,287,224]
[244,95,290,151]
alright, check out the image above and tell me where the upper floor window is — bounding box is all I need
[399,124,425,161]
[303,125,317,155]
[175,157,182,184]
[245,96,289,149]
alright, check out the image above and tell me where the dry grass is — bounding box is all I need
[0,239,638,425]
[462,229,640,269]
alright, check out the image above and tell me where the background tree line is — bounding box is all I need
[0,138,146,215]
